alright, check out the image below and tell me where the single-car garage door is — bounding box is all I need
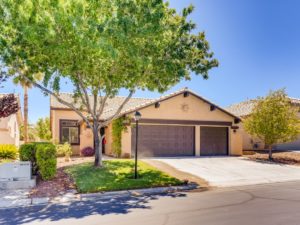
[131,125,195,157]
[200,127,228,156]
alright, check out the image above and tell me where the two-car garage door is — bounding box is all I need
[131,125,229,157]
[131,125,195,157]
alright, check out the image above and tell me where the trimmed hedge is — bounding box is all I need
[19,142,57,180]
[36,143,57,180]
[0,144,18,159]
[19,143,37,174]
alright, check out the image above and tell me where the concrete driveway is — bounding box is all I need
[149,157,300,187]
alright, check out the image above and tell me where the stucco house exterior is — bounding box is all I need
[227,98,300,151]
[0,94,22,147]
[50,88,243,157]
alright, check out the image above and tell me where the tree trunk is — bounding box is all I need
[93,124,102,167]
[268,145,273,160]
[24,86,28,143]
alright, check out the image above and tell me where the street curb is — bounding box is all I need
[0,184,198,209]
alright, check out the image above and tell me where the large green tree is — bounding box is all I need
[35,117,52,141]
[0,0,218,167]
[244,89,300,160]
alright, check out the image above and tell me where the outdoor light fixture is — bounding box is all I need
[234,118,241,124]
[134,111,141,179]
[134,111,141,121]
[183,91,189,97]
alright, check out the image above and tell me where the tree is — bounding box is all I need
[35,117,52,141]
[0,0,218,167]
[244,89,300,160]
[20,123,36,142]
[13,73,42,143]
[0,94,19,118]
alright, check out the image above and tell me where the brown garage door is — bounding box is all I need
[131,125,195,157]
[200,127,228,156]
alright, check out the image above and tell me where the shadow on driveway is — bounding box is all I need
[0,192,186,225]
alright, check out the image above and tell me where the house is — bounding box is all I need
[50,88,243,157]
[0,94,22,146]
[227,98,300,151]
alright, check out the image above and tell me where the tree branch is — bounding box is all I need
[23,77,92,128]
[77,74,93,115]
[96,95,108,120]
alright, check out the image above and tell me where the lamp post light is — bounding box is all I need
[134,111,141,179]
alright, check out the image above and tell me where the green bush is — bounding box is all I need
[19,142,57,179]
[36,143,57,180]
[0,144,18,159]
[19,143,38,174]
[56,142,72,158]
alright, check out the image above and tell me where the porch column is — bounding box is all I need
[195,125,200,156]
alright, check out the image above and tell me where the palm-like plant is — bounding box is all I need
[13,72,42,143]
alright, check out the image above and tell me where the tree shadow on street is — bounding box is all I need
[0,192,187,225]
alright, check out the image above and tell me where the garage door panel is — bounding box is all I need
[132,125,195,157]
[200,127,228,156]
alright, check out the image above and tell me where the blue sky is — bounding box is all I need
[1,0,300,123]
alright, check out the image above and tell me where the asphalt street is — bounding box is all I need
[1,181,300,225]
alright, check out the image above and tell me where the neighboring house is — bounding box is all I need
[0,94,22,146]
[227,98,300,151]
[50,88,243,157]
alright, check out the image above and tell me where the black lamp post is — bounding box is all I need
[134,111,141,179]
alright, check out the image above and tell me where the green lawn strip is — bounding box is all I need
[0,159,13,164]
[65,159,184,193]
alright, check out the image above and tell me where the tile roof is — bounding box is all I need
[227,97,300,117]
[50,88,240,120]
[50,93,153,120]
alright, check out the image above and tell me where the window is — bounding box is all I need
[60,120,80,145]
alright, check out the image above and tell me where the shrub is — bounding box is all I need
[36,143,57,180]
[19,143,37,174]
[81,147,95,157]
[56,142,72,161]
[0,144,18,159]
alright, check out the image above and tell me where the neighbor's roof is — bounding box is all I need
[50,88,240,120]
[227,97,300,117]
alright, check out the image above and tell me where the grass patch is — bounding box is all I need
[0,158,13,164]
[65,159,184,193]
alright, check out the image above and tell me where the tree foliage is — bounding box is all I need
[244,89,300,159]
[35,117,52,141]
[0,73,19,118]
[0,0,218,166]
[0,94,19,118]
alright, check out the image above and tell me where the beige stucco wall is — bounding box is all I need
[52,93,244,157]
[51,109,93,155]
[239,123,265,151]
[121,94,243,157]
[0,114,20,146]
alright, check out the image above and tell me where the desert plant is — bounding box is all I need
[0,144,18,159]
[56,142,72,161]
[81,147,95,157]
[35,143,57,180]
